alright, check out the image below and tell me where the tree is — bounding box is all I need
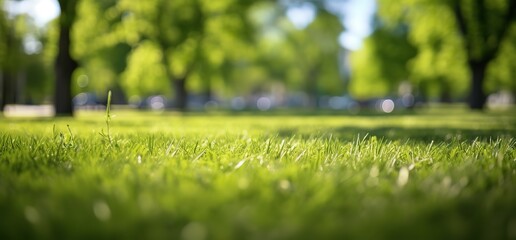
[54,0,79,116]
[451,0,516,109]
[0,8,48,110]
[349,24,417,99]
[113,0,256,111]
[378,0,516,109]
[250,2,345,107]
[0,0,18,111]
[287,9,344,107]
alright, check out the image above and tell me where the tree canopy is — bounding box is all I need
[375,0,516,108]
[2,0,515,113]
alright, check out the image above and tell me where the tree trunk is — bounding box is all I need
[0,72,2,112]
[306,68,318,108]
[54,0,78,116]
[110,81,128,105]
[16,71,26,104]
[1,71,14,110]
[468,60,487,110]
[173,78,188,111]
[0,71,5,111]
[157,41,189,112]
[439,79,452,103]
[1,26,17,112]
[0,71,7,112]
[203,75,212,103]
[440,91,452,103]
[54,26,78,116]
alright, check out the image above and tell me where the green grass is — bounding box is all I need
[1,108,516,239]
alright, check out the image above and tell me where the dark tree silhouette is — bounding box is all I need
[54,0,79,116]
[0,4,17,112]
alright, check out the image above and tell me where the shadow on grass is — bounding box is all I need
[277,126,516,143]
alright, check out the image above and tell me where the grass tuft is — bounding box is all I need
[99,90,113,146]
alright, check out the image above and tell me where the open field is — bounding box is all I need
[1,107,516,239]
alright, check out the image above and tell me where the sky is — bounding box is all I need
[4,0,59,26]
[4,0,376,50]
[336,0,376,50]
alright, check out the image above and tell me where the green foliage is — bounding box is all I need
[0,1,9,70]
[376,0,516,99]
[300,10,345,95]
[0,14,23,72]
[358,2,470,99]
[65,0,346,102]
[4,0,351,106]
[404,4,469,98]
[120,41,169,97]
[350,26,417,99]
[42,19,59,70]
[485,25,516,93]
[0,109,515,238]
[251,5,345,98]
[117,0,205,79]
[0,10,54,104]
[73,0,132,97]
[24,54,53,102]
[101,0,261,101]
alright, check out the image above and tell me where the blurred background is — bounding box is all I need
[0,0,514,116]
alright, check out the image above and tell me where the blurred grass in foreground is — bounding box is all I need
[0,107,515,239]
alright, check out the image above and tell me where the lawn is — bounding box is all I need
[1,107,515,239]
